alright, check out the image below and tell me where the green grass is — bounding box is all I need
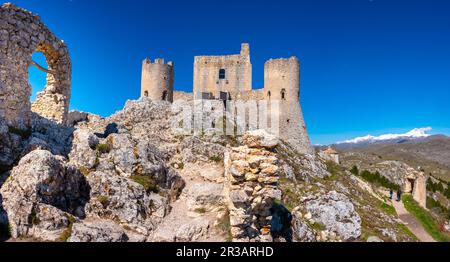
[426,197,450,220]
[325,161,341,176]
[216,210,232,242]
[57,214,76,242]
[130,175,158,193]
[96,143,111,154]
[350,166,400,191]
[310,221,327,231]
[209,155,223,163]
[397,223,419,242]
[379,201,397,216]
[97,195,110,208]
[402,194,450,242]
[194,207,207,214]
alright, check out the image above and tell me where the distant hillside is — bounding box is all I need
[322,135,450,182]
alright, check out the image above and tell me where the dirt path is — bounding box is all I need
[389,194,436,242]
[149,162,227,242]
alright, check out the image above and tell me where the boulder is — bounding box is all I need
[305,191,361,241]
[68,129,99,170]
[84,171,170,234]
[0,150,89,240]
[242,130,279,149]
[68,219,129,242]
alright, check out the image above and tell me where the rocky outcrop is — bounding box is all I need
[0,150,88,241]
[371,161,427,207]
[303,191,361,241]
[291,211,316,242]
[68,219,129,242]
[84,171,170,235]
[242,130,279,149]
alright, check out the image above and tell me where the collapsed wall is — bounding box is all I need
[0,3,71,129]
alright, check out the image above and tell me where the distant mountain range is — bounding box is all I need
[315,129,450,182]
[336,127,434,148]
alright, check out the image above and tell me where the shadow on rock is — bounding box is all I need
[270,203,293,242]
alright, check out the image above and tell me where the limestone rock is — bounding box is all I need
[84,171,168,234]
[242,130,279,149]
[292,217,317,242]
[305,191,361,241]
[68,219,129,242]
[68,129,99,170]
[0,150,89,240]
[367,236,384,242]
[185,182,224,212]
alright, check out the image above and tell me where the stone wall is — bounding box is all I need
[224,131,281,242]
[173,91,193,102]
[193,43,252,98]
[0,3,71,129]
[141,58,174,102]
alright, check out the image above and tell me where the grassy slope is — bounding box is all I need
[277,144,417,242]
[340,136,450,182]
[402,195,450,242]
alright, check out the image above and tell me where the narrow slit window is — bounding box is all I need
[219,69,226,79]
[281,89,286,100]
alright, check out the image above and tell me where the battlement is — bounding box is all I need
[143,58,173,67]
[141,57,174,102]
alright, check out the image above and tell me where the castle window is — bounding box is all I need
[267,91,271,99]
[281,89,286,100]
[144,91,148,97]
[219,69,226,79]
[162,90,168,101]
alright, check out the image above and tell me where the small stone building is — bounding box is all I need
[319,147,340,164]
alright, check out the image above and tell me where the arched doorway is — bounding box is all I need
[29,52,48,102]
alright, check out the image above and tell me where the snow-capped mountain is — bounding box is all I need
[337,127,433,144]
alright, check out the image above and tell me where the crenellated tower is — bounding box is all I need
[141,58,174,102]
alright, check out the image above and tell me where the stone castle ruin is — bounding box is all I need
[0,3,71,130]
[141,43,313,154]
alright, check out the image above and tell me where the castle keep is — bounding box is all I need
[142,43,313,154]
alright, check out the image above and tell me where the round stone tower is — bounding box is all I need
[141,58,174,103]
[263,56,313,154]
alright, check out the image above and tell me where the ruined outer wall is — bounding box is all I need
[141,58,174,102]
[264,57,313,154]
[173,91,193,101]
[0,3,71,128]
[193,43,251,98]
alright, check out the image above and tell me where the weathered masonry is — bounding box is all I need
[0,3,71,129]
[141,43,313,154]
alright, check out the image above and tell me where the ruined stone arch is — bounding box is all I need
[0,3,71,129]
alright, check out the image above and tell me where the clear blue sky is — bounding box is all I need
[18,0,450,144]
